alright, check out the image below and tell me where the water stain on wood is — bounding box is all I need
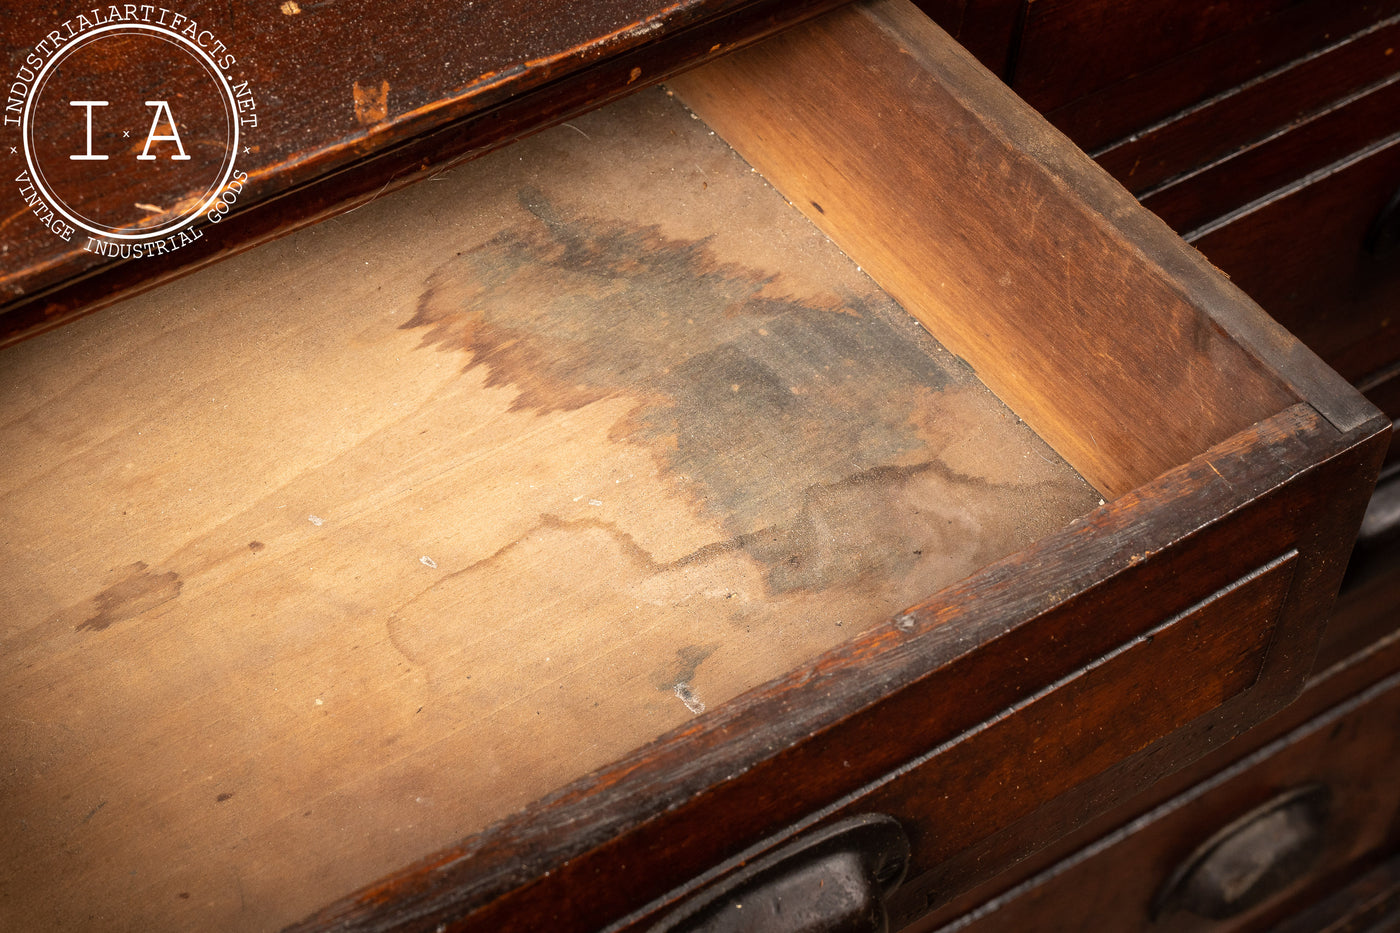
[75,561,182,633]
[403,188,964,549]
[389,182,1096,660]
[651,644,718,692]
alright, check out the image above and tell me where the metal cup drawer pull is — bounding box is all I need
[1364,180,1400,256]
[652,815,911,933]
[1153,783,1331,921]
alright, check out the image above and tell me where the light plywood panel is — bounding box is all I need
[0,88,1097,931]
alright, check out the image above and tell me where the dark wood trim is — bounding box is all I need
[909,600,1400,932]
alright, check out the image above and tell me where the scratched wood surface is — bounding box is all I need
[0,88,1099,931]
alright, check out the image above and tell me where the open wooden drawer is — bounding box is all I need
[0,3,1388,931]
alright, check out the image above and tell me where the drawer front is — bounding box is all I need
[1101,18,1400,204]
[916,663,1400,933]
[872,552,1299,926]
[1140,75,1400,235]
[1010,0,1400,147]
[1189,136,1400,394]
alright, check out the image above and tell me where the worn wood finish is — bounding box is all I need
[0,87,1102,933]
[669,0,1316,499]
[911,610,1400,933]
[0,0,845,346]
[291,403,1386,933]
[913,654,1400,932]
[3,4,1389,932]
[1098,17,1400,199]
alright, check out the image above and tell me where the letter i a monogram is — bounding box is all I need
[67,99,191,161]
[138,100,190,160]
[69,100,108,160]
[24,17,249,246]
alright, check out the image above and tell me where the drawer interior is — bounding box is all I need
[0,84,1098,932]
[0,4,1309,930]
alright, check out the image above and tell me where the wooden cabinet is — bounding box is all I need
[945,1,1400,409]
[917,1,1400,928]
[0,2,1390,932]
[908,629,1400,933]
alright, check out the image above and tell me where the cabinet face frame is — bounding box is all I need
[283,4,1388,932]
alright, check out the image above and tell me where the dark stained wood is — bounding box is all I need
[911,0,968,39]
[670,1,1308,499]
[1012,0,1296,112]
[909,611,1400,933]
[939,0,1023,78]
[877,401,1389,926]
[1361,365,1400,425]
[1324,514,1400,672]
[0,0,846,348]
[862,549,1307,917]
[1344,469,1400,594]
[1141,75,1400,235]
[1099,17,1400,199]
[907,653,1400,932]
[1271,854,1400,933]
[1189,135,1400,387]
[1036,0,1400,153]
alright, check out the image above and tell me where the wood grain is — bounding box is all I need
[289,405,1386,933]
[0,87,1096,933]
[0,0,846,346]
[918,662,1400,932]
[668,0,1302,498]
